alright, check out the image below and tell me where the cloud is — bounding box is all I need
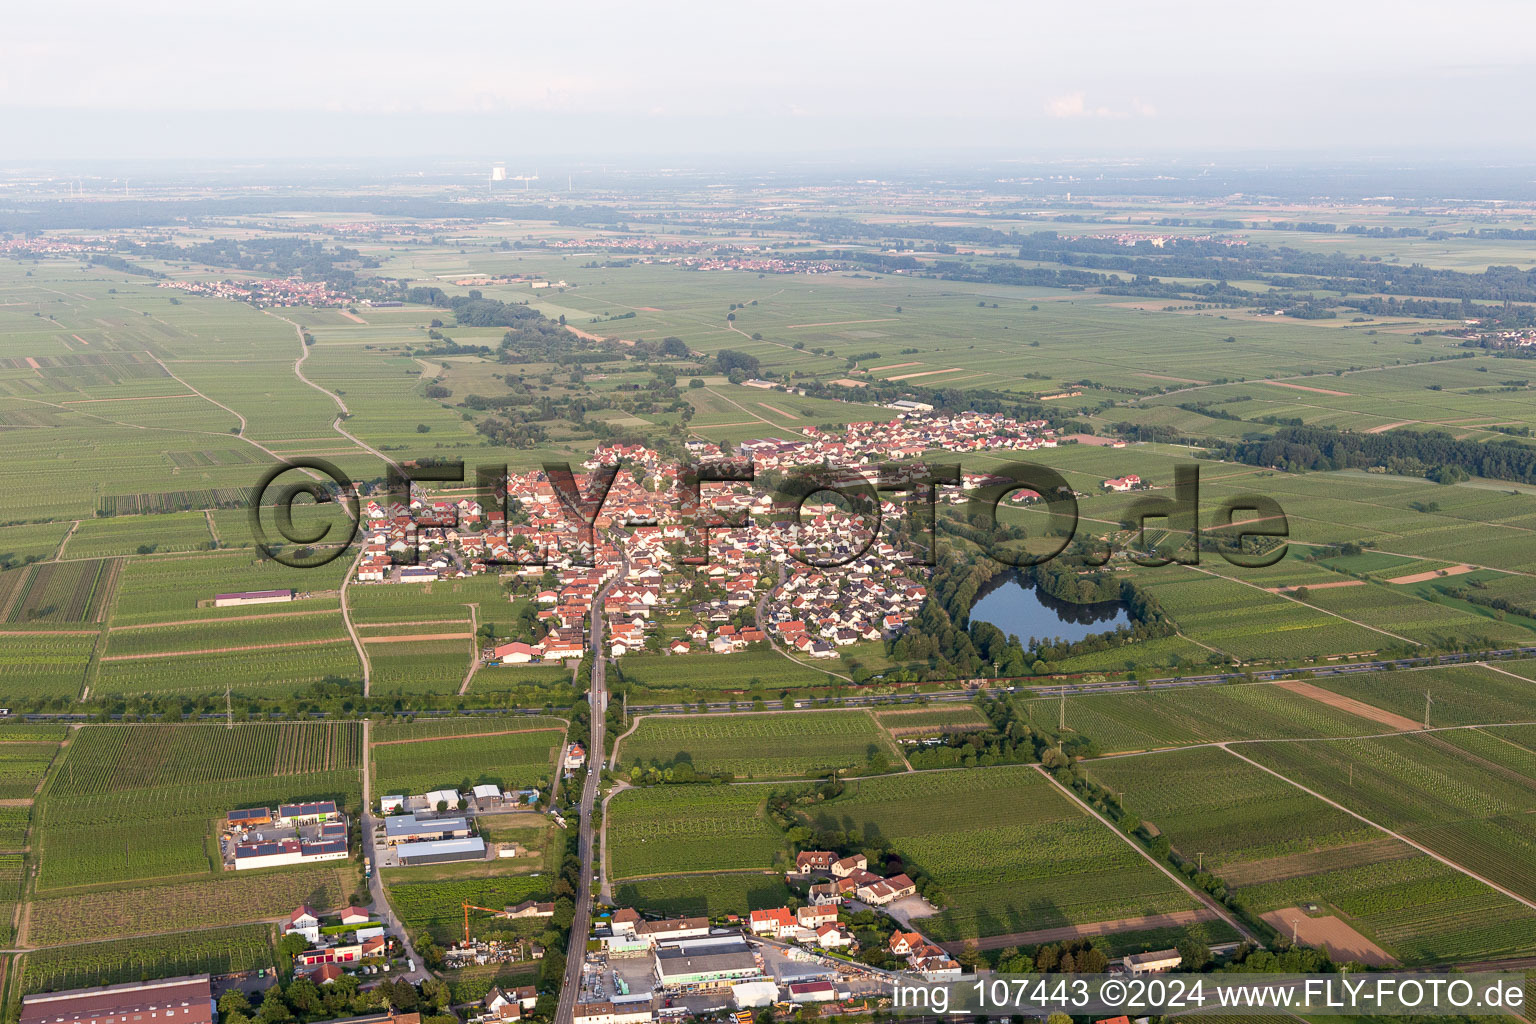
[1044,92,1156,119]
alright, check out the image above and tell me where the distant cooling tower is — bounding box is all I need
[490,164,507,182]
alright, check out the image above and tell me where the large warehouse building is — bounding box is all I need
[396,837,486,865]
[21,975,214,1024]
[654,938,762,992]
[384,813,472,846]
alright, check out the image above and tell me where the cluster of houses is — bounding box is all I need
[722,412,1058,471]
[1103,474,1143,492]
[284,905,390,984]
[885,931,961,976]
[157,278,350,307]
[764,513,927,658]
[346,413,1085,667]
[791,852,920,908]
[224,802,348,871]
[789,851,960,975]
[746,906,853,950]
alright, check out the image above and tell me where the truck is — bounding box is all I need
[363,856,372,878]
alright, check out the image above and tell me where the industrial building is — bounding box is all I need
[213,590,293,608]
[20,974,214,1024]
[234,831,348,870]
[396,836,486,865]
[276,801,339,826]
[384,813,471,846]
[653,938,762,992]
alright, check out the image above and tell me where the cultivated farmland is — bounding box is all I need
[35,723,361,891]
[13,924,276,994]
[371,719,565,797]
[618,710,901,778]
[607,785,787,879]
[798,765,1199,941]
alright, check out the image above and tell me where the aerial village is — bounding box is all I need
[349,411,1099,667]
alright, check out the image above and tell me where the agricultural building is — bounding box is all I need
[213,589,293,607]
[227,807,272,827]
[275,800,338,825]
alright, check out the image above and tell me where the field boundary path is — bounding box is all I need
[1219,743,1536,912]
[1033,764,1263,946]
[457,604,480,695]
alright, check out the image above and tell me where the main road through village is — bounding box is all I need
[555,546,625,1024]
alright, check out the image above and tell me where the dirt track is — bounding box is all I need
[936,909,1217,953]
[1275,679,1422,731]
[1386,564,1474,585]
[359,632,472,644]
[1265,380,1352,396]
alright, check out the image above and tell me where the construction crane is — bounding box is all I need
[462,902,502,944]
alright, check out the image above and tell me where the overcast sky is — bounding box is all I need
[3,0,1533,164]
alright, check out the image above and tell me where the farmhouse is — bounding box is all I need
[855,872,916,906]
[830,854,867,877]
[226,807,272,827]
[213,590,293,608]
[1102,475,1142,492]
[287,906,321,943]
[20,975,214,1024]
[495,641,538,664]
[501,900,556,920]
[572,1004,652,1024]
[1122,948,1182,974]
[793,850,835,874]
[634,916,711,944]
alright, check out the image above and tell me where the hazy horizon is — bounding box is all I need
[4,0,1534,163]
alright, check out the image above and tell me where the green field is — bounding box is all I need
[611,872,793,918]
[615,649,843,698]
[606,784,787,879]
[1017,682,1385,754]
[799,765,1199,941]
[372,719,565,796]
[13,923,276,994]
[35,722,361,891]
[1241,727,1536,904]
[1088,745,1536,962]
[385,874,551,944]
[618,710,901,778]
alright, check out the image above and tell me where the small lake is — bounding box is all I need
[968,571,1132,644]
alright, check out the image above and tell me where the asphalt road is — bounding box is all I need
[360,718,431,983]
[555,551,625,1024]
